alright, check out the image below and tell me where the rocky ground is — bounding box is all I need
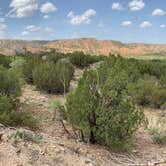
[0,67,166,166]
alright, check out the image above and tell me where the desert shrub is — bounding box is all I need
[43,52,66,63]
[0,66,37,129]
[49,99,66,121]
[99,56,166,109]
[22,56,42,83]
[0,93,37,129]
[0,54,12,68]
[128,74,166,108]
[10,110,38,130]
[0,93,13,113]
[33,61,74,94]
[67,68,145,151]
[150,88,166,109]
[0,67,21,98]
[68,51,100,68]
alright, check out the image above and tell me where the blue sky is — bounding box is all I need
[0,0,166,43]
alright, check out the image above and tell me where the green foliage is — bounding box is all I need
[0,54,12,68]
[99,55,166,109]
[22,56,41,83]
[0,93,37,129]
[49,99,63,110]
[68,51,100,68]
[49,99,66,121]
[0,67,21,98]
[42,52,66,63]
[33,61,74,94]
[67,67,146,151]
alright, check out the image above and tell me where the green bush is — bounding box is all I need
[99,56,166,109]
[67,68,146,151]
[42,52,66,63]
[0,93,37,129]
[68,51,100,68]
[0,54,12,68]
[128,74,166,109]
[0,67,21,98]
[33,61,74,94]
[22,56,41,83]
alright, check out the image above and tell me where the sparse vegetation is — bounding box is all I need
[148,112,166,145]
[8,130,42,143]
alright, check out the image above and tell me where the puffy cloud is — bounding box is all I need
[40,2,57,14]
[160,24,166,28]
[67,9,96,25]
[7,0,38,18]
[140,21,152,28]
[25,25,41,32]
[43,15,49,19]
[21,31,30,36]
[129,0,145,11]
[121,21,132,26]
[152,9,165,16]
[112,2,123,10]
[0,23,7,31]
[67,11,74,18]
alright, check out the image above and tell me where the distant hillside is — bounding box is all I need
[0,38,166,56]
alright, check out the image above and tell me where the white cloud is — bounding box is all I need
[45,27,55,32]
[0,23,7,31]
[40,2,57,14]
[67,11,74,18]
[112,2,123,10]
[43,15,49,19]
[160,24,166,28]
[7,0,38,18]
[21,31,30,36]
[67,9,96,25]
[121,21,132,26]
[25,25,41,32]
[140,21,152,28]
[129,0,145,11]
[152,9,165,16]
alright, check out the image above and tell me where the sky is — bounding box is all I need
[0,0,166,43]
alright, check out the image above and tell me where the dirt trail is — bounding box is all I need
[0,67,166,166]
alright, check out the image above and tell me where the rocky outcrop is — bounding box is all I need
[0,38,166,56]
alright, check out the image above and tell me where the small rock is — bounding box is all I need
[15,148,21,154]
[85,158,92,164]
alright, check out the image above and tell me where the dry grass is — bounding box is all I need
[145,108,166,145]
